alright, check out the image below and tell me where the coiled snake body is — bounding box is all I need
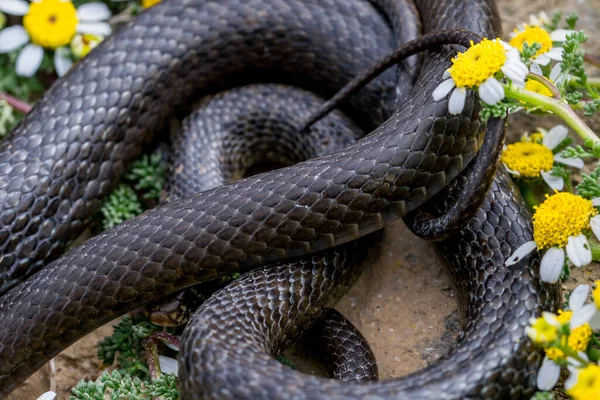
[0,0,559,398]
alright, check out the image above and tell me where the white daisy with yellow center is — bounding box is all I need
[501,125,583,191]
[506,192,600,284]
[0,0,111,77]
[432,38,528,114]
[509,24,575,71]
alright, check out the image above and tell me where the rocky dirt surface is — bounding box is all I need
[9,0,600,398]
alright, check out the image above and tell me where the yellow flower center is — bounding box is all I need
[545,346,565,361]
[525,80,553,97]
[501,142,554,178]
[593,281,600,309]
[527,316,559,344]
[23,0,78,49]
[569,323,593,352]
[509,25,554,58]
[449,38,507,88]
[567,364,600,400]
[142,0,162,7]
[533,192,598,250]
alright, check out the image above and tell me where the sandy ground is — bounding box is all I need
[9,0,600,398]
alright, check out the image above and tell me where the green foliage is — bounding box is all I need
[584,98,600,116]
[576,164,600,200]
[559,31,588,91]
[480,102,518,121]
[560,145,596,159]
[70,370,178,400]
[520,42,542,65]
[0,101,21,137]
[549,164,570,181]
[565,12,578,30]
[530,392,554,400]
[100,184,143,230]
[276,355,296,369]
[98,314,161,379]
[126,153,167,200]
[565,91,583,105]
[0,52,45,100]
[544,12,562,31]
[72,0,135,14]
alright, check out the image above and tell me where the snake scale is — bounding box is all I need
[0,0,560,398]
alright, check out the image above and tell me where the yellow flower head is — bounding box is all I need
[525,79,553,97]
[509,25,553,58]
[23,0,78,49]
[569,323,593,352]
[545,346,565,361]
[567,364,600,400]
[526,313,560,345]
[593,281,600,309]
[70,33,102,59]
[449,39,507,88]
[142,0,162,8]
[501,142,554,178]
[533,192,597,250]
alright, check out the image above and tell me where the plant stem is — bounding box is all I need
[504,84,600,144]
[519,184,539,210]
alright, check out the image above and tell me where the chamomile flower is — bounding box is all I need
[70,33,102,59]
[526,312,561,345]
[501,125,583,190]
[566,363,600,400]
[509,24,575,69]
[0,0,111,77]
[505,192,600,283]
[432,38,527,114]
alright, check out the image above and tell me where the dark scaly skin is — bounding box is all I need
[0,0,539,397]
[179,168,560,399]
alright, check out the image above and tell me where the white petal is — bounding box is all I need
[566,234,592,267]
[15,43,43,77]
[551,29,577,42]
[36,392,56,400]
[505,241,537,266]
[504,164,521,176]
[589,311,600,330]
[0,25,29,53]
[571,303,598,328]
[76,22,111,36]
[442,69,451,80]
[565,365,580,390]
[592,197,600,207]
[537,357,561,391]
[158,355,179,375]
[54,48,72,77]
[77,2,111,22]
[543,311,562,327]
[549,63,562,82]
[569,284,590,311]
[530,62,543,76]
[540,247,565,283]
[432,79,455,101]
[541,170,564,191]
[590,215,600,242]
[448,87,466,115]
[546,47,564,61]
[543,125,568,150]
[503,59,528,80]
[0,0,29,16]
[535,54,551,66]
[554,155,584,169]
[478,78,504,105]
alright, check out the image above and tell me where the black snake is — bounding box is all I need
[0,0,559,398]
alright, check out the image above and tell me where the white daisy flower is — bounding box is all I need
[432,38,527,114]
[509,24,576,70]
[505,192,600,283]
[502,125,583,191]
[0,0,111,77]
